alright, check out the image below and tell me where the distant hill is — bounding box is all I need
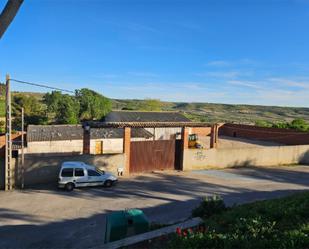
[112,99,309,124]
[1,88,309,124]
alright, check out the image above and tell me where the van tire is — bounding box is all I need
[65,182,74,191]
[104,180,113,188]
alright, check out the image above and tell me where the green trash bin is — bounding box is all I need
[105,209,149,243]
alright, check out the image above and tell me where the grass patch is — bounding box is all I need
[167,192,309,249]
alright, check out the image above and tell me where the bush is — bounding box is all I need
[168,192,309,249]
[192,195,227,219]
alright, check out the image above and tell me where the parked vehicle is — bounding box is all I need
[58,161,118,191]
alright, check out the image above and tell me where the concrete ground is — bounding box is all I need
[0,165,309,249]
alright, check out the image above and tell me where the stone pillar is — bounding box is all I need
[182,127,189,150]
[123,127,131,175]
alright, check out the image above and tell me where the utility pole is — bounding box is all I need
[5,74,12,191]
[21,107,24,189]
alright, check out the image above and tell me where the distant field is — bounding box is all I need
[113,99,309,124]
[1,89,309,124]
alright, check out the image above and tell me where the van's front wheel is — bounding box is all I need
[65,182,74,191]
[104,180,113,188]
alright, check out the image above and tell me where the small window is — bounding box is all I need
[75,168,84,177]
[61,168,73,177]
[87,169,101,177]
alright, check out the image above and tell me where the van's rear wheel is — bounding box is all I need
[65,182,74,191]
[104,180,113,188]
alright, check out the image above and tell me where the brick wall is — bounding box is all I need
[0,133,23,157]
[123,127,131,174]
[219,123,309,145]
[189,127,211,136]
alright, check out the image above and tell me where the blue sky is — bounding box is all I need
[1,0,309,107]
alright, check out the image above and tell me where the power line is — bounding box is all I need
[10,78,75,93]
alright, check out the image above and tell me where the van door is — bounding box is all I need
[87,169,104,186]
[74,168,88,187]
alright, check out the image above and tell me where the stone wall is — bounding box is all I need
[89,138,123,154]
[183,145,309,170]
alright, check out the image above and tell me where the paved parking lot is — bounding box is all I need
[0,165,309,249]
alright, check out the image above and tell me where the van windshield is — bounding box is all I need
[96,168,105,175]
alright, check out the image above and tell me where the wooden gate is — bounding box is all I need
[130,140,181,173]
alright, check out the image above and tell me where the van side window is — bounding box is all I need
[61,168,73,177]
[75,168,84,177]
[88,169,101,176]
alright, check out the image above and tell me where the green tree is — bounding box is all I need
[139,99,162,111]
[289,119,309,132]
[43,91,80,124]
[43,91,63,113]
[255,120,273,128]
[12,94,47,129]
[0,120,5,133]
[0,83,5,97]
[75,88,111,120]
[55,95,80,124]
[272,121,289,129]
[12,94,44,116]
[43,91,79,124]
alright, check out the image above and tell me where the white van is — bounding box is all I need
[58,161,118,191]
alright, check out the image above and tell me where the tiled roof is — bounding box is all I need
[104,111,191,122]
[88,121,212,128]
[27,125,83,142]
[27,125,153,142]
[90,128,153,139]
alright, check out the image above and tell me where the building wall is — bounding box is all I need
[26,140,84,154]
[27,139,125,155]
[183,145,309,170]
[145,127,182,140]
[188,127,212,136]
[90,138,123,154]
[10,153,125,187]
[220,123,309,145]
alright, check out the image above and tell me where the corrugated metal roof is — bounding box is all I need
[104,111,191,122]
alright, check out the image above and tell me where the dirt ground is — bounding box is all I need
[0,165,308,249]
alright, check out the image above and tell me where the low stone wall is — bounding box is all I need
[183,145,309,170]
[12,153,124,187]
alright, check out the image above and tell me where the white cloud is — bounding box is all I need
[227,80,264,90]
[206,60,230,67]
[268,77,309,89]
[200,71,241,78]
